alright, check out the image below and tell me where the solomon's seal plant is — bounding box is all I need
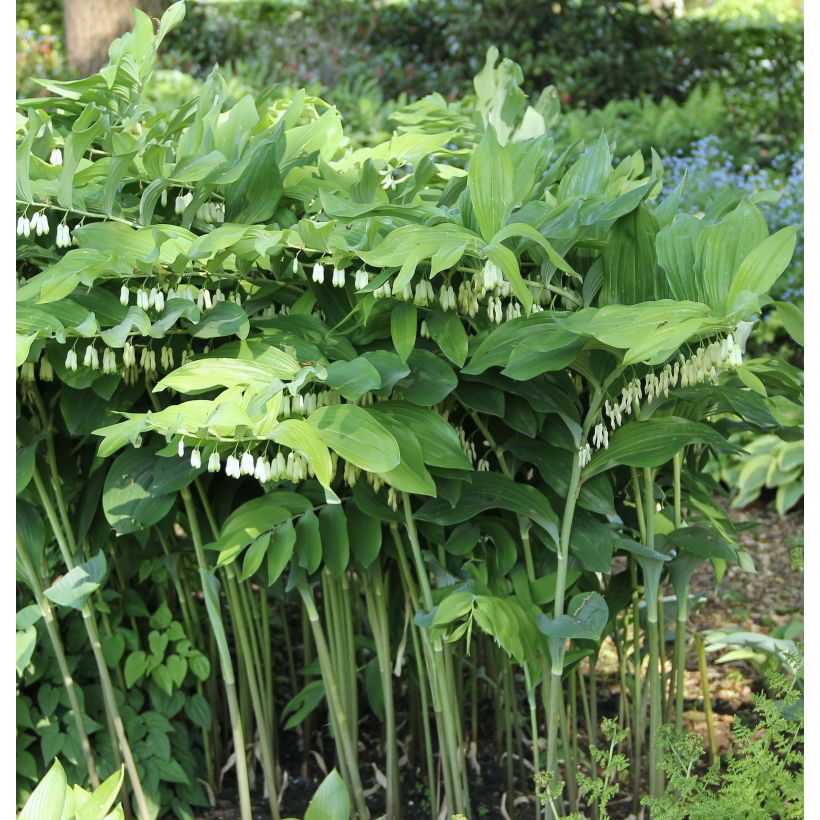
[16,4,803,818]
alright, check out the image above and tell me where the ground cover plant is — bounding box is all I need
[16,4,804,818]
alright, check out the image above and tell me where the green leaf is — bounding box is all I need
[584,417,740,479]
[394,349,457,406]
[184,693,212,731]
[537,592,609,641]
[432,590,475,627]
[416,472,558,544]
[240,532,271,581]
[304,770,350,820]
[16,626,36,676]
[222,137,283,223]
[369,403,472,469]
[191,301,250,340]
[103,448,198,535]
[319,504,349,577]
[295,510,322,574]
[125,651,147,687]
[600,205,660,305]
[347,504,382,569]
[75,767,124,820]
[391,302,417,362]
[44,552,106,610]
[19,758,67,820]
[426,309,468,367]
[726,227,796,310]
[325,358,382,400]
[308,404,400,473]
[266,519,297,586]
[271,419,334,488]
[469,125,513,241]
[775,301,803,346]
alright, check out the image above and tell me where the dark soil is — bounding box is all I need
[199,501,803,819]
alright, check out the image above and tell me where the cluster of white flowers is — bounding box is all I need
[354,269,369,290]
[18,212,49,238]
[579,333,746,468]
[175,192,194,214]
[39,358,53,382]
[55,223,72,248]
[64,349,79,371]
[331,267,346,288]
[139,346,157,375]
[19,363,36,382]
[196,201,225,224]
[486,296,505,324]
[281,389,342,418]
[413,279,436,306]
[82,345,100,370]
[160,345,175,370]
[102,348,117,374]
[187,444,315,485]
[455,425,477,465]
[312,262,325,284]
[439,284,457,311]
[372,280,394,300]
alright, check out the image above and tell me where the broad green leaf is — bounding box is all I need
[600,205,661,305]
[325,358,382,401]
[726,227,797,310]
[426,309,468,367]
[469,125,513,241]
[775,301,803,346]
[537,592,609,641]
[191,301,250,340]
[416,472,558,544]
[266,519,297,586]
[391,302,417,362]
[369,402,472,469]
[295,510,322,573]
[584,417,740,478]
[19,758,67,820]
[308,404,400,473]
[394,349,457,406]
[304,770,350,820]
[319,504,349,577]
[347,504,382,569]
[75,767,124,820]
[44,552,107,610]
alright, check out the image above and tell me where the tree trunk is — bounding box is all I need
[63,0,161,77]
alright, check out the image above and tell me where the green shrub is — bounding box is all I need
[16,5,802,818]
